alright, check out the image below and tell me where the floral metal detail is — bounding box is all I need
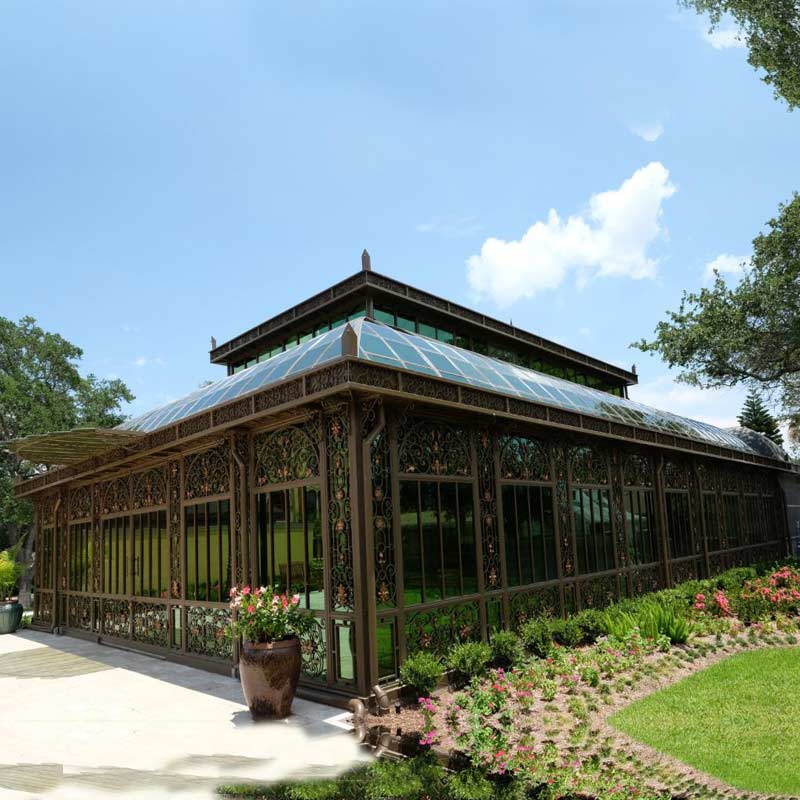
[397,418,470,477]
[68,595,92,631]
[508,585,560,629]
[99,476,130,515]
[233,432,249,587]
[103,599,131,639]
[664,459,692,491]
[168,460,181,600]
[299,615,326,680]
[326,406,354,613]
[132,466,168,509]
[68,486,92,520]
[186,606,232,659]
[622,454,652,487]
[476,430,500,590]
[670,558,699,586]
[569,445,610,485]
[578,575,618,609]
[498,435,551,482]
[370,429,395,609]
[33,591,53,626]
[254,421,320,486]
[184,441,230,500]
[133,603,169,648]
[406,600,480,656]
[627,564,662,597]
[611,450,627,569]
[552,445,574,577]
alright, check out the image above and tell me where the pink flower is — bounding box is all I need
[229,586,238,597]
[247,604,255,613]
[291,594,300,605]
[242,585,251,595]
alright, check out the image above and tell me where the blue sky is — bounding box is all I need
[1,1,797,429]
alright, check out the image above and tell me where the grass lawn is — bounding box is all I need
[610,647,800,795]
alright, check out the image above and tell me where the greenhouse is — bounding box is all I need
[9,263,796,705]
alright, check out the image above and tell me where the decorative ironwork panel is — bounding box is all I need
[40,494,58,527]
[68,486,92,520]
[664,459,691,491]
[508,584,560,629]
[67,595,92,631]
[498,434,551,482]
[611,450,627,569]
[254,420,320,486]
[186,606,232,659]
[233,433,249,587]
[132,466,168,510]
[34,591,53,626]
[91,516,102,593]
[326,406,354,612]
[370,430,395,608]
[627,564,662,597]
[569,445,610,485]
[553,445,574,577]
[133,603,169,648]
[397,418,471,477]
[168,460,181,600]
[300,615,327,680]
[670,558,700,585]
[405,600,480,655]
[184,441,230,500]
[58,505,69,591]
[578,574,618,609]
[623,454,653,487]
[476,430,500,591]
[696,462,718,491]
[103,599,131,639]
[99,476,130,515]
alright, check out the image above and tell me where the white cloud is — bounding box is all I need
[417,215,483,238]
[630,121,664,142]
[629,375,746,429]
[133,356,165,367]
[703,253,750,281]
[466,162,677,306]
[703,27,745,49]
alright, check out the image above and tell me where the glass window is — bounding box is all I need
[436,328,454,344]
[502,484,556,585]
[334,620,355,684]
[400,479,476,605]
[69,522,92,592]
[666,492,692,558]
[418,322,437,340]
[37,527,54,590]
[743,495,762,545]
[256,486,324,610]
[377,617,398,682]
[103,516,131,596]
[185,500,231,602]
[702,493,721,552]
[573,488,614,574]
[624,489,658,565]
[374,307,395,326]
[723,494,741,548]
[396,314,416,332]
[132,510,168,598]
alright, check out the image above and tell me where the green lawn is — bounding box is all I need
[610,647,800,795]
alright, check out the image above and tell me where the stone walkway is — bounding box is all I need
[0,630,369,799]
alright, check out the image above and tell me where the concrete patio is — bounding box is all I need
[0,630,370,799]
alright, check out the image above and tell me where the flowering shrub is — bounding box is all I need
[418,696,438,747]
[228,586,315,643]
[737,566,800,621]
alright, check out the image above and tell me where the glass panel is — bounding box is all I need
[335,620,355,683]
[702,494,720,552]
[723,494,741,548]
[377,617,397,682]
[458,483,477,595]
[306,487,325,611]
[420,482,442,602]
[573,488,614,574]
[440,482,461,598]
[502,485,519,587]
[666,492,692,558]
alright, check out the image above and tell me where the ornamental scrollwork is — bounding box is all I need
[622,454,652,487]
[103,599,131,639]
[326,406,354,612]
[133,603,169,649]
[168,460,181,599]
[569,445,610,486]
[476,430,500,591]
[233,433,249,587]
[39,494,58,527]
[508,585,560,629]
[67,486,92,520]
[186,606,232,659]
[99,476,130,515]
[299,615,326,680]
[254,421,320,486]
[405,600,480,656]
[664,459,692,491]
[184,441,230,500]
[553,445,575,577]
[397,418,471,477]
[371,429,395,608]
[132,466,168,509]
[498,435,551,482]
[68,596,92,631]
[578,575,618,609]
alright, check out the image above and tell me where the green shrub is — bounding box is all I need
[599,609,637,640]
[573,608,605,644]
[0,545,27,600]
[490,630,523,668]
[549,616,582,648]
[366,755,446,800]
[519,617,554,658]
[445,768,495,800]
[400,651,442,697]
[447,641,492,686]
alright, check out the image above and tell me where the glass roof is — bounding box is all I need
[120,318,759,456]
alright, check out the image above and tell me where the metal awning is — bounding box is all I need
[2,428,145,466]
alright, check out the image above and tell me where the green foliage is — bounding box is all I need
[601,602,692,645]
[572,608,605,644]
[548,616,582,648]
[445,768,495,800]
[0,545,28,599]
[679,0,800,109]
[599,610,638,640]
[0,316,133,547]
[447,641,492,686]
[489,630,523,668]
[400,651,442,697]
[738,388,783,445]
[519,617,555,658]
[634,194,800,435]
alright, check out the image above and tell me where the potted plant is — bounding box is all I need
[228,585,314,719]
[0,541,28,635]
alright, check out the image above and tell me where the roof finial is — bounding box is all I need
[211,336,217,349]
[361,249,371,272]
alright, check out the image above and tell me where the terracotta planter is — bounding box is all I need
[239,637,301,719]
[0,601,23,635]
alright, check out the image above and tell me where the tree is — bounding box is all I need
[0,316,133,604]
[634,194,800,432]
[679,0,800,109]
[737,388,784,444]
